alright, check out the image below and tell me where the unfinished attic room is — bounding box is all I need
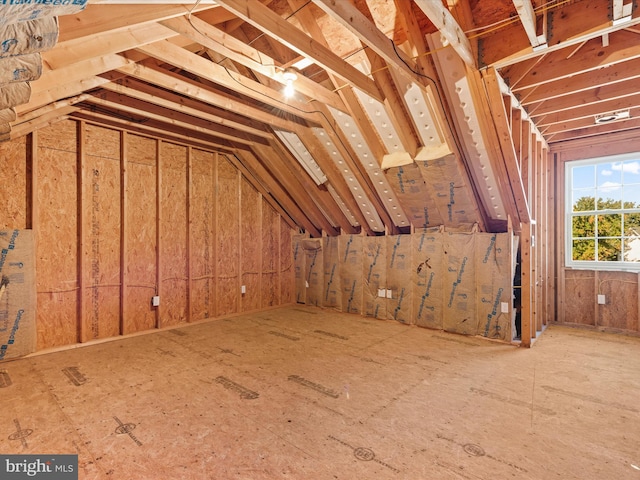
[2,0,640,478]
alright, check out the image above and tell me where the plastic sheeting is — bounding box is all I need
[0,82,30,109]
[0,1,88,27]
[0,17,59,57]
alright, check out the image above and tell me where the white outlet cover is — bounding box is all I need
[597,294,606,305]
[501,302,509,313]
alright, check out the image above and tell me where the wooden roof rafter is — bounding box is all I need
[214,0,384,103]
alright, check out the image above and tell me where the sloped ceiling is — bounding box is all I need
[4,0,640,237]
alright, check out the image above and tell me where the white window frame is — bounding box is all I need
[565,151,640,271]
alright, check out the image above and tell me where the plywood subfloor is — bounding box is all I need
[1,306,639,479]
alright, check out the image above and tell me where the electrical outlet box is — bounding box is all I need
[597,294,606,305]
[241,285,246,294]
[152,296,160,307]
[386,289,393,299]
[501,302,509,313]
[378,288,386,298]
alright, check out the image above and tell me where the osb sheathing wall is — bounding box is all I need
[0,119,295,352]
[554,131,640,335]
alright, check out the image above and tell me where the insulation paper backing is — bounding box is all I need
[363,236,386,319]
[339,234,362,314]
[322,236,341,309]
[412,229,444,329]
[386,234,412,323]
[385,163,443,228]
[0,230,36,360]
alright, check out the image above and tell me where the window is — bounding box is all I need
[566,152,640,269]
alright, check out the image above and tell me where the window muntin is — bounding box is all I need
[566,153,640,269]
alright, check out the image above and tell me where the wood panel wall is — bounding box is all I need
[0,119,296,352]
[553,130,640,335]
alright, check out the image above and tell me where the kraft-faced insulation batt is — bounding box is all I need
[322,236,341,309]
[293,234,307,304]
[0,230,36,360]
[0,17,59,57]
[475,233,513,341]
[0,82,30,109]
[412,229,444,329]
[416,154,480,231]
[362,235,386,319]
[0,52,42,83]
[443,232,477,335]
[384,163,443,228]
[302,238,323,307]
[386,234,412,323]
[339,234,362,314]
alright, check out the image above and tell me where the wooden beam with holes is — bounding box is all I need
[267,138,352,234]
[282,0,399,234]
[252,142,338,236]
[289,125,367,235]
[311,0,424,86]
[311,0,430,158]
[320,105,398,231]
